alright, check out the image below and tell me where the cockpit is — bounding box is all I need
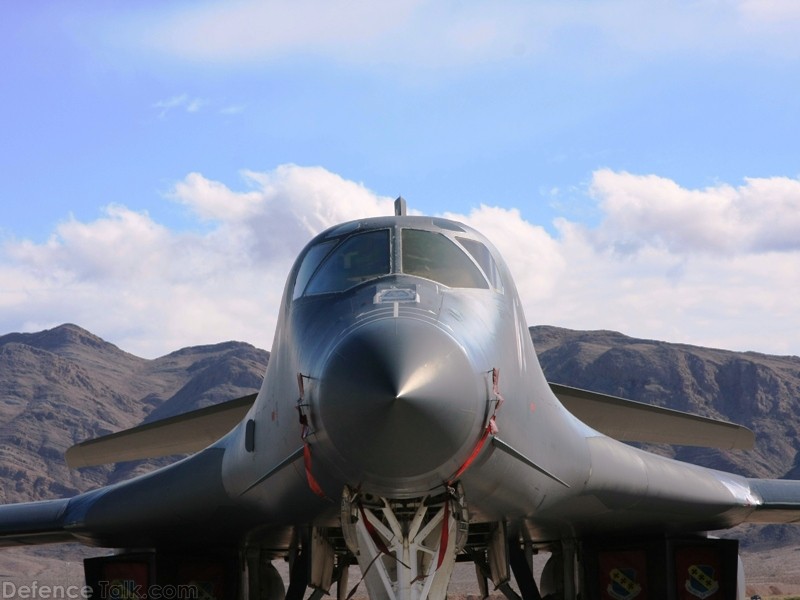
[292,222,503,300]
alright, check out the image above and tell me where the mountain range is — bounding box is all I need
[0,324,268,504]
[0,322,799,577]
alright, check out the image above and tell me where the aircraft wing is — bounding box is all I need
[0,393,268,549]
[65,382,751,469]
[549,382,755,449]
[0,498,74,547]
[0,445,274,549]
[746,478,800,523]
[65,393,257,468]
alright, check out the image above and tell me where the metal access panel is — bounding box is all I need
[669,538,739,600]
[156,553,239,599]
[582,537,739,600]
[84,553,155,600]
[84,552,239,600]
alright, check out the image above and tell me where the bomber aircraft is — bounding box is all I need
[1,199,799,600]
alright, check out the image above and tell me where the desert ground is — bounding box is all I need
[0,543,799,598]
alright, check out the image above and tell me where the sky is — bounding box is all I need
[2,0,800,358]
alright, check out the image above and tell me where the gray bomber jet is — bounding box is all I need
[2,199,800,600]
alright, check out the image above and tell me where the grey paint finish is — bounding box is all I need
[0,212,798,562]
[550,382,755,449]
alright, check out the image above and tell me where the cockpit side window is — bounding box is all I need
[401,229,489,289]
[456,236,504,292]
[304,229,391,296]
[292,239,338,300]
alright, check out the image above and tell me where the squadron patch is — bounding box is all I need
[607,567,643,600]
[685,564,720,599]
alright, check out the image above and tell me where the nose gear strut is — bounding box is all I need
[340,484,468,600]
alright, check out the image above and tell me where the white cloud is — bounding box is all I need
[455,171,800,356]
[2,165,799,358]
[138,0,425,65]
[738,0,800,23]
[589,170,800,255]
[220,104,246,115]
[115,0,800,70]
[170,172,264,223]
[153,94,207,117]
[444,205,566,306]
[8,205,172,281]
[0,166,393,357]
[172,165,395,264]
[534,172,800,355]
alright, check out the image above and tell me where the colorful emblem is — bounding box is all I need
[607,567,643,600]
[685,564,719,599]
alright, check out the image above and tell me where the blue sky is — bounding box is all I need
[3,1,800,357]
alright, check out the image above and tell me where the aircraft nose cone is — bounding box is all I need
[317,318,485,487]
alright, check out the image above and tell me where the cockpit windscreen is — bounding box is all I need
[296,225,501,297]
[401,229,488,289]
[303,229,391,296]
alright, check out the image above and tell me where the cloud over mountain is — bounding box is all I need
[2,165,799,358]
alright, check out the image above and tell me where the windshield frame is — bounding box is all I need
[293,224,504,299]
[297,228,392,298]
[399,228,491,290]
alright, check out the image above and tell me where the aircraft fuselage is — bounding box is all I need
[221,215,755,540]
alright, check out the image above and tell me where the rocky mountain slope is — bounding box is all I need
[1,322,800,557]
[531,325,800,550]
[532,325,800,478]
[0,323,269,503]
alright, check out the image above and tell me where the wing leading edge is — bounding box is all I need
[0,383,771,550]
[0,498,73,547]
[65,394,256,468]
[64,383,753,469]
[549,382,755,450]
[747,478,800,524]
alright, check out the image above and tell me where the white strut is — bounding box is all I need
[341,485,468,600]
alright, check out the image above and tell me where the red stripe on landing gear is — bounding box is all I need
[296,372,326,499]
[448,368,504,483]
[450,421,493,482]
[303,443,326,498]
[357,502,392,556]
[436,501,450,570]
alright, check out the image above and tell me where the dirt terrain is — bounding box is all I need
[0,544,798,597]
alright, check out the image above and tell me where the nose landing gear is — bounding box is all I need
[340,484,468,600]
